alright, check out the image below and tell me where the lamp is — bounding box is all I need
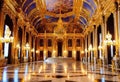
[35,50,39,54]
[31,48,35,52]
[88,44,93,51]
[24,43,30,50]
[16,44,20,49]
[104,31,114,45]
[0,25,13,43]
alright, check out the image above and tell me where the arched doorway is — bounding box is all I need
[25,32,29,62]
[40,51,43,60]
[107,13,115,64]
[18,27,22,63]
[76,51,80,61]
[90,32,93,63]
[3,15,13,64]
[48,51,52,57]
[57,39,63,57]
[97,25,102,59]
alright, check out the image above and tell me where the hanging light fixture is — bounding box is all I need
[0,25,14,43]
[24,43,30,50]
[104,31,114,45]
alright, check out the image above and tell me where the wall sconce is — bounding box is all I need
[36,50,39,54]
[85,49,88,53]
[24,43,30,50]
[73,50,76,54]
[81,51,84,54]
[104,31,114,45]
[16,43,20,49]
[88,44,93,51]
[0,25,13,43]
[31,48,35,52]
[64,50,67,53]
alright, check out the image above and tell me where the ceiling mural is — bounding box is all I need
[45,0,73,14]
[19,0,97,34]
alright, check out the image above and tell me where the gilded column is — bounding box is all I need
[117,1,120,56]
[113,3,119,56]
[0,8,4,58]
[29,32,32,62]
[85,36,88,62]
[44,31,47,60]
[101,15,107,64]
[88,32,91,63]
[52,36,55,57]
[94,26,98,58]
[13,18,19,64]
[33,36,35,61]
[72,32,76,59]
[21,26,26,63]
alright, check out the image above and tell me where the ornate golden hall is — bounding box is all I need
[0,0,120,82]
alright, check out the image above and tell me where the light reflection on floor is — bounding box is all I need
[0,61,119,82]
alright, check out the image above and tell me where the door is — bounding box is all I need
[57,41,62,57]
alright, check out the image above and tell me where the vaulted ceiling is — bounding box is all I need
[16,0,97,33]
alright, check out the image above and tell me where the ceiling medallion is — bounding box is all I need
[54,17,66,39]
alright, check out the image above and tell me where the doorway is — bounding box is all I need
[76,51,80,61]
[57,41,63,57]
[3,15,13,64]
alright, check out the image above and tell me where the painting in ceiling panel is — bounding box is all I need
[45,0,73,14]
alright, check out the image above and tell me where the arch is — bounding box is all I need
[3,14,13,64]
[18,27,23,63]
[106,13,115,64]
[97,25,102,59]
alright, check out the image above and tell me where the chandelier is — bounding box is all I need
[104,31,114,45]
[24,43,30,50]
[0,25,13,43]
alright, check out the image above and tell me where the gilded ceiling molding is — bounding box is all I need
[84,1,96,11]
[33,18,42,27]
[36,0,46,15]
[24,1,35,13]
[73,0,83,18]
[31,16,41,24]
[28,9,39,18]
[22,0,27,7]
[45,11,74,18]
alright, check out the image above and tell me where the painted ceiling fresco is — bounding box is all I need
[19,0,97,33]
[45,0,73,14]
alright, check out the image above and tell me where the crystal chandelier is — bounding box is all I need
[24,43,30,50]
[104,31,114,45]
[0,25,14,43]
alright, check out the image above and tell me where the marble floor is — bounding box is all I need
[0,61,119,82]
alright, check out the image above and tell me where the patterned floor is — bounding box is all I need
[0,61,119,82]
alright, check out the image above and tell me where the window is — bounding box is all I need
[39,39,44,46]
[48,39,52,47]
[76,39,80,47]
[68,39,72,47]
